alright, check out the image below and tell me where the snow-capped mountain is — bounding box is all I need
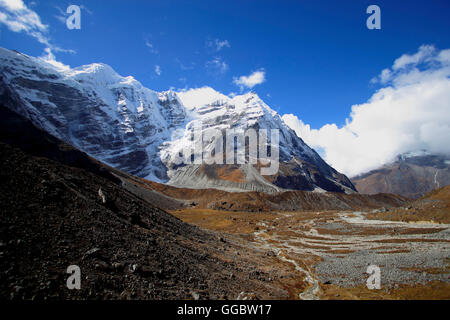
[167,90,355,192]
[0,47,186,182]
[0,47,355,193]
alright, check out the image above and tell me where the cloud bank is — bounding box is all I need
[0,0,48,44]
[0,0,73,66]
[206,38,230,52]
[233,69,266,90]
[283,45,450,177]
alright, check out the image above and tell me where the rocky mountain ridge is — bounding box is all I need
[352,153,450,199]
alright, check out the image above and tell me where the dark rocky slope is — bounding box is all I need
[0,105,288,300]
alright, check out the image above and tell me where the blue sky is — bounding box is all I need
[1,0,449,130]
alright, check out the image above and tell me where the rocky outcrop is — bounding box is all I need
[352,153,450,199]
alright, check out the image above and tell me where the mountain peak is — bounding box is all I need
[68,62,121,83]
[0,47,356,193]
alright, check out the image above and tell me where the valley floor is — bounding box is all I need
[2,104,448,300]
[171,208,450,300]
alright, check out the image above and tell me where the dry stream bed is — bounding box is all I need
[172,208,450,300]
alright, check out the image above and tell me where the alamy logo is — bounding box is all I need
[66,5,81,30]
[366,264,381,289]
[66,265,81,290]
[366,5,381,30]
[169,122,280,176]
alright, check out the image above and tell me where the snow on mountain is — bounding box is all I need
[168,88,355,192]
[0,47,355,193]
[0,47,187,182]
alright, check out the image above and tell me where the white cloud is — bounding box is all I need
[1,0,25,11]
[54,6,67,24]
[392,44,435,70]
[282,45,450,177]
[175,58,195,70]
[206,38,230,51]
[380,68,391,83]
[205,57,228,74]
[145,39,158,54]
[371,45,447,86]
[155,64,161,76]
[177,86,230,110]
[0,0,74,63]
[233,69,266,90]
[0,0,48,44]
[39,47,70,71]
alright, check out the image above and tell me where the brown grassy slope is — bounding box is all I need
[319,281,450,300]
[367,186,450,224]
[136,179,407,212]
